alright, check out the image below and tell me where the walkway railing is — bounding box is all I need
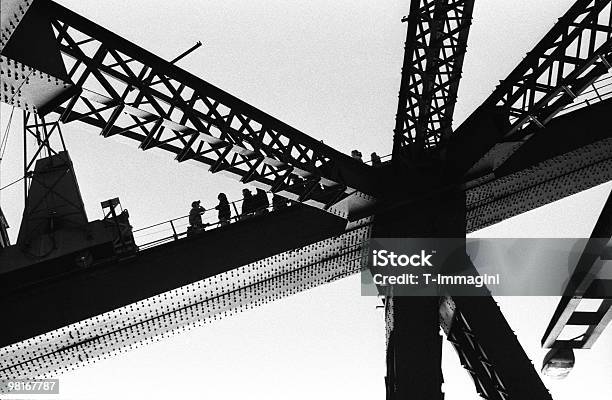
[132,197,281,250]
[131,76,612,251]
[130,152,391,250]
[557,72,612,117]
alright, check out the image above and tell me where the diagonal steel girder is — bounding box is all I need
[393,0,474,160]
[542,189,612,350]
[487,0,612,137]
[380,92,611,398]
[0,208,373,379]
[1,1,611,397]
[440,295,554,400]
[1,96,610,386]
[463,0,612,176]
[0,0,377,219]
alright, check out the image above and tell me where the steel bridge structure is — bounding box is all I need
[1,0,612,399]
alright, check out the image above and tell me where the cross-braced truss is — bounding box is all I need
[40,2,375,218]
[1,0,612,398]
[393,0,474,159]
[19,112,88,245]
[440,297,508,400]
[485,0,612,138]
[22,111,67,200]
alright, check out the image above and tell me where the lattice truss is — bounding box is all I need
[1,0,612,392]
[45,12,370,217]
[384,296,509,400]
[394,0,474,155]
[487,0,612,137]
[440,297,508,400]
[0,222,371,380]
[20,113,87,240]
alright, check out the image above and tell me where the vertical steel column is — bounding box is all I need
[374,191,465,399]
[384,296,444,399]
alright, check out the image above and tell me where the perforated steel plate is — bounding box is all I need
[0,221,371,380]
[466,138,612,232]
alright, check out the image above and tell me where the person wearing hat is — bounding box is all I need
[189,200,206,230]
[351,150,363,162]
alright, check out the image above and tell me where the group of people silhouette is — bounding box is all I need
[352,150,382,166]
[188,188,289,233]
[188,150,385,234]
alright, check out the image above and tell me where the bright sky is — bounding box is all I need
[1,0,611,399]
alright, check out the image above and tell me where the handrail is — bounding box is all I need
[133,152,391,234]
[135,204,280,250]
[132,200,285,250]
[556,73,612,117]
[130,151,391,250]
[130,74,612,251]
[132,196,248,234]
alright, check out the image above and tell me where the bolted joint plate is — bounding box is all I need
[0,0,34,52]
[0,55,73,113]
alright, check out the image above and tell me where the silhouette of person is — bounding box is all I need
[254,189,269,215]
[272,194,288,211]
[216,193,231,226]
[189,200,205,230]
[370,152,382,166]
[241,189,255,219]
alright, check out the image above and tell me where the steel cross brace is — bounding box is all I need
[18,111,88,245]
[16,0,376,218]
[441,295,554,400]
[485,0,612,138]
[434,0,612,192]
[384,264,553,400]
[375,190,552,400]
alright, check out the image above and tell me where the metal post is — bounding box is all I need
[232,202,239,220]
[170,41,202,64]
[373,193,462,400]
[170,220,178,240]
[23,110,28,204]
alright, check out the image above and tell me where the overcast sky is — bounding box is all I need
[1,0,611,399]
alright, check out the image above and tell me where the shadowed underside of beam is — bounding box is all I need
[0,207,371,379]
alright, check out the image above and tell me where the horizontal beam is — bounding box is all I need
[584,278,612,298]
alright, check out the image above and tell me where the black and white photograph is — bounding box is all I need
[0,0,611,399]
